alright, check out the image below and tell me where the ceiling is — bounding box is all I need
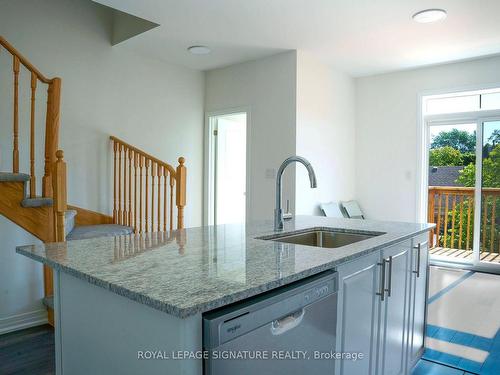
[93,0,500,77]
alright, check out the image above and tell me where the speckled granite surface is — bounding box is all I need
[17,216,434,319]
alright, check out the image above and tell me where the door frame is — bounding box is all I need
[203,107,251,226]
[417,107,500,273]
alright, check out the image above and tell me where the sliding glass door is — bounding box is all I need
[476,120,500,266]
[426,117,500,271]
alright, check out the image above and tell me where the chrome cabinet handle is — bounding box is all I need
[413,243,421,278]
[376,260,386,301]
[385,256,393,297]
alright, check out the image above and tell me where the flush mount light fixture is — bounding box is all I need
[412,9,447,23]
[187,45,211,55]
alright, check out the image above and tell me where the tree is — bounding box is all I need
[429,146,464,166]
[431,129,476,153]
[489,129,500,146]
[456,144,500,188]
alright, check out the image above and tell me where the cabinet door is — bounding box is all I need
[409,239,429,365]
[336,251,382,375]
[378,241,411,375]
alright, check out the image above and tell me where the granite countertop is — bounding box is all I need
[17,216,434,319]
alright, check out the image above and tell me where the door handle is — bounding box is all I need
[385,256,393,297]
[413,243,421,278]
[376,260,386,301]
[271,308,305,335]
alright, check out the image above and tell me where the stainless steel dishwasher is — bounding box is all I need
[203,271,338,374]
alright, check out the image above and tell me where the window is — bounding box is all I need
[424,88,500,115]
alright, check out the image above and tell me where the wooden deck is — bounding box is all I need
[430,247,500,263]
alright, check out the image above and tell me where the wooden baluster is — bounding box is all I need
[113,142,118,222]
[118,144,123,225]
[145,159,150,232]
[170,174,174,231]
[157,165,162,232]
[436,193,442,247]
[123,148,127,226]
[458,195,464,250]
[466,196,473,250]
[443,194,449,248]
[427,188,435,247]
[30,72,37,197]
[151,162,157,232]
[129,150,133,228]
[163,167,167,232]
[43,78,61,198]
[490,194,496,253]
[176,157,186,229]
[482,193,488,253]
[133,152,138,233]
[139,156,144,233]
[450,194,457,249]
[13,56,20,173]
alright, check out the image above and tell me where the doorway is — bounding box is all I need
[206,112,247,225]
[421,94,500,272]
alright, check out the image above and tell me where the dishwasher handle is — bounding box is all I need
[270,308,305,336]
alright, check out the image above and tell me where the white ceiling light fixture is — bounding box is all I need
[412,9,447,24]
[187,45,211,55]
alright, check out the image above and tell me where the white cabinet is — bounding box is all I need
[406,237,429,371]
[336,237,425,375]
[378,242,412,375]
[335,251,382,375]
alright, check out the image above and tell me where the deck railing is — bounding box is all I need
[428,186,500,254]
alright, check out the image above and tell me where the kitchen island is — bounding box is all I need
[17,216,434,375]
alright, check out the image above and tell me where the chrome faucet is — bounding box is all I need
[274,156,317,231]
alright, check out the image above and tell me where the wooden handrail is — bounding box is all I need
[110,136,186,232]
[0,36,54,83]
[428,186,500,254]
[110,136,176,177]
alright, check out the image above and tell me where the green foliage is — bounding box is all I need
[489,129,500,146]
[429,146,464,166]
[431,129,476,153]
[456,144,500,188]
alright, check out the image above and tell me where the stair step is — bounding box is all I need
[21,197,54,208]
[66,224,133,241]
[65,210,78,235]
[42,296,54,309]
[0,172,30,182]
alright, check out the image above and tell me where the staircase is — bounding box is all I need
[0,36,187,326]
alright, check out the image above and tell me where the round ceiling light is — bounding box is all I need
[412,9,447,23]
[187,45,211,55]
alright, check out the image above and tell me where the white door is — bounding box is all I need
[208,112,247,225]
[378,241,411,375]
[336,251,382,375]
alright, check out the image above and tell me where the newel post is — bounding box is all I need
[176,157,186,229]
[43,78,62,198]
[52,150,67,242]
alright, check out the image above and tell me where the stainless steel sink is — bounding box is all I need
[259,229,383,249]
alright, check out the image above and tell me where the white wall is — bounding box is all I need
[0,0,204,331]
[355,55,500,222]
[295,51,356,215]
[205,52,297,222]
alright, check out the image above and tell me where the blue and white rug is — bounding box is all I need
[423,267,500,374]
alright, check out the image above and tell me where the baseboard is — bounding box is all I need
[0,309,48,335]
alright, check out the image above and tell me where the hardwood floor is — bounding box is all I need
[0,324,55,375]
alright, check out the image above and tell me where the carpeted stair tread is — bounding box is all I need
[66,224,133,241]
[0,172,30,182]
[65,209,77,235]
[21,197,53,208]
[42,296,54,309]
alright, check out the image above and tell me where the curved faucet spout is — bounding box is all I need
[274,156,317,231]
